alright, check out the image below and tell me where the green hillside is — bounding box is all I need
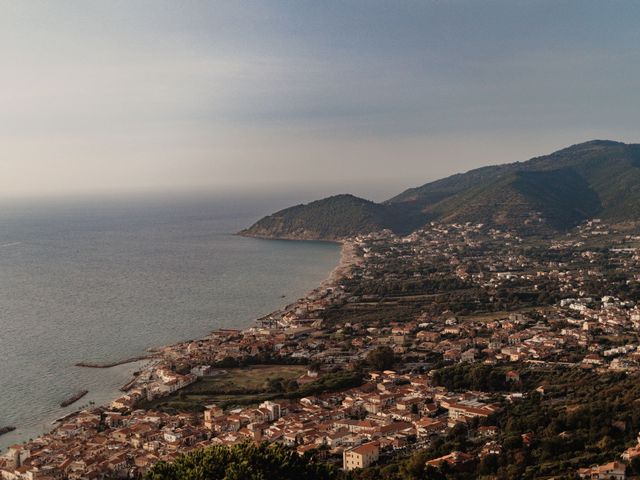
[239,194,418,241]
[241,140,640,240]
[426,169,602,231]
[390,140,640,225]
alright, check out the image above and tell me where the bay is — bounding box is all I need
[0,193,340,451]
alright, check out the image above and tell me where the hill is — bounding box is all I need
[239,194,423,241]
[414,168,602,231]
[241,140,640,240]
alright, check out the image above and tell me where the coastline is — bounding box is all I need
[237,231,359,289]
[321,240,360,287]
[104,238,355,395]
[237,231,345,244]
[3,238,354,453]
[0,360,147,452]
[128,238,355,363]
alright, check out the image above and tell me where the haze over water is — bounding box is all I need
[0,194,340,451]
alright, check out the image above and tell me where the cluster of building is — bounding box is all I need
[337,223,640,373]
[0,371,502,479]
[3,220,640,478]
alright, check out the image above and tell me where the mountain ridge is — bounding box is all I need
[239,194,393,242]
[241,140,640,240]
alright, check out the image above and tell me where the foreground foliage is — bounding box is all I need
[145,442,337,480]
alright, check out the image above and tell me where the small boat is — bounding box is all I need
[0,426,16,437]
[60,390,88,408]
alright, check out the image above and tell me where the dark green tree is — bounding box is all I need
[366,346,395,371]
[145,442,336,480]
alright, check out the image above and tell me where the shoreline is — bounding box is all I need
[98,239,353,391]
[73,240,349,369]
[237,231,345,244]
[321,240,359,287]
[5,238,354,452]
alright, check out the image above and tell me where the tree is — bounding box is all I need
[266,377,285,392]
[424,465,446,480]
[366,346,395,371]
[145,442,336,480]
[309,361,323,373]
[284,379,299,392]
[478,454,499,475]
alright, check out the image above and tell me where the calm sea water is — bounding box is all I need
[0,193,340,451]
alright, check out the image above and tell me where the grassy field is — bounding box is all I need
[140,364,307,412]
[196,364,307,391]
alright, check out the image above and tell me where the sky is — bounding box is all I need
[2,1,640,202]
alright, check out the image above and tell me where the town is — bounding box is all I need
[3,220,640,479]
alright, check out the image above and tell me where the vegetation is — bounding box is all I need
[242,140,640,240]
[366,346,395,371]
[240,194,409,240]
[431,363,509,392]
[291,370,364,397]
[139,366,362,413]
[375,366,640,479]
[145,442,336,480]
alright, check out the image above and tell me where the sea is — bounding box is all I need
[0,193,341,451]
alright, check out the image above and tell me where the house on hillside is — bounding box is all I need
[343,441,379,471]
[577,461,626,480]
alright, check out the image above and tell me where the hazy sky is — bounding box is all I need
[2,1,640,201]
